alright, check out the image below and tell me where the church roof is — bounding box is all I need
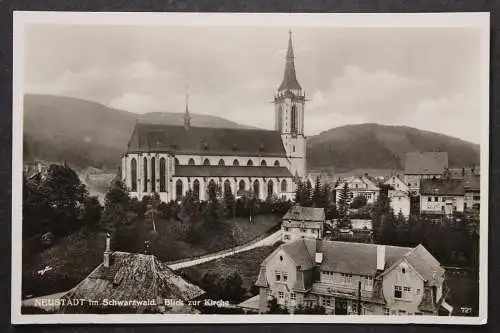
[127,123,287,157]
[278,32,302,91]
[174,165,293,178]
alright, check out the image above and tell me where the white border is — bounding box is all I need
[11,11,490,325]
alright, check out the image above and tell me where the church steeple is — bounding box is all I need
[278,31,302,91]
[183,91,191,128]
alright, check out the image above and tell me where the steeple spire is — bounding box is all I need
[278,30,302,91]
[183,87,191,128]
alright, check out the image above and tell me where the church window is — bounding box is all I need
[159,158,166,192]
[218,159,225,166]
[261,160,267,166]
[291,105,297,133]
[143,157,148,192]
[274,160,280,167]
[247,160,253,166]
[193,179,200,199]
[175,179,183,199]
[233,159,240,166]
[239,180,246,192]
[151,157,156,192]
[203,158,211,166]
[253,180,260,198]
[293,145,295,153]
[278,106,283,132]
[174,158,179,166]
[131,158,137,191]
[281,180,287,192]
[224,180,232,196]
[188,158,195,165]
[267,180,274,198]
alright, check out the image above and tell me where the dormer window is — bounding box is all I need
[232,143,239,151]
[259,143,265,151]
[203,142,209,150]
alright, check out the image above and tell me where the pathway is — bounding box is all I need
[167,229,282,270]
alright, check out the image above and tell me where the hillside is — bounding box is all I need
[307,123,480,172]
[23,94,252,169]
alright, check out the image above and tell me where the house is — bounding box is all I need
[250,239,452,316]
[464,175,480,211]
[384,175,409,194]
[335,175,380,205]
[281,205,325,242]
[60,235,204,314]
[419,178,465,216]
[404,152,448,194]
[388,190,411,218]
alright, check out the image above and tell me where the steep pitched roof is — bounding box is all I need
[420,178,465,196]
[174,165,293,178]
[61,252,204,314]
[404,244,445,286]
[281,239,315,270]
[283,205,325,222]
[127,123,287,157]
[278,32,302,91]
[404,152,449,175]
[464,174,480,192]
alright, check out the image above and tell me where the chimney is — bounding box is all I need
[376,245,385,271]
[103,232,112,268]
[315,238,323,264]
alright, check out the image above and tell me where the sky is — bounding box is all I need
[24,24,483,143]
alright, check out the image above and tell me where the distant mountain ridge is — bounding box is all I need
[307,123,480,173]
[23,94,480,172]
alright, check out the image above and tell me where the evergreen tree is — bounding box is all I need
[294,180,303,205]
[312,176,322,206]
[371,192,391,242]
[337,183,350,228]
[303,180,313,207]
[380,209,397,244]
[350,195,367,209]
[222,185,236,219]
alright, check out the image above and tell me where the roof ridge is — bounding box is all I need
[135,122,277,133]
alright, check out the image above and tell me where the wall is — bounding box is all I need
[282,225,321,242]
[264,248,298,307]
[420,195,465,213]
[382,259,425,315]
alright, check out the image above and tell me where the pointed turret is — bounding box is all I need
[183,92,191,128]
[278,31,302,91]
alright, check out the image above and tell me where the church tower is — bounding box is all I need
[274,31,307,178]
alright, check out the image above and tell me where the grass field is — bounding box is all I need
[178,244,279,293]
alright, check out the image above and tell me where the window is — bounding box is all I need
[267,180,274,198]
[174,158,179,166]
[223,180,231,196]
[193,179,200,199]
[267,289,272,297]
[352,303,357,314]
[293,145,295,152]
[150,157,156,192]
[284,227,289,232]
[247,159,253,166]
[253,180,260,198]
[416,289,421,295]
[473,195,480,200]
[394,285,402,299]
[143,157,148,192]
[261,160,267,166]
[278,292,284,299]
[434,196,438,202]
[398,310,406,316]
[274,160,280,167]
[290,293,296,300]
[188,158,195,165]
[130,158,137,191]
[321,296,333,307]
[233,159,239,166]
[279,255,283,262]
[284,234,290,240]
[283,272,288,282]
[203,158,210,166]
[218,159,225,166]
[281,179,287,192]
[291,105,297,133]
[175,179,183,199]
[341,273,353,285]
[384,308,390,316]
[275,271,281,281]
[239,180,245,191]
[300,228,307,233]
[403,286,412,298]
[159,158,166,192]
[401,267,406,274]
[364,276,373,289]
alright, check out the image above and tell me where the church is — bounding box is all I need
[121,32,307,203]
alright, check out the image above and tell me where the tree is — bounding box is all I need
[303,180,313,207]
[222,272,247,304]
[337,183,350,229]
[145,192,161,233]
[350,195,367,209]
[82,196,102,229]
[294,180,304,205]
[100,179,131,234]
[380,209,397,244]
[222,185,236,219]
[312,177,322,206]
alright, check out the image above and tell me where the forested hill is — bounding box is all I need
[306,123,480,172]
[23,94,252,170]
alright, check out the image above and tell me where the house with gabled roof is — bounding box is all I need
[281,205,325,243]
[404,152,448,194]
[245,238,452,316]
[419,178,465,216]
[335,175,380,205]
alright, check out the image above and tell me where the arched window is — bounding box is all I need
[281,179,287,192]
[207,179,217,200]
[224,179,232,196]
[203,158,211,166]
[151,157,156,192]
[174,158,179,166]
[247,160,253,166]
[267,180,274,198]
[193,179,200,199]
[188,158,195,165]
[175,179,183,199]
[233,159,240,166]
[143,157,148,192]
[274,160,280,167]
[261,160,267,166]
[131,158,137,191]
[277,106,283,132]
[159,158,166,192]
[239,180,246,192]
[253,180,260,198]
[291,105,297,133]
[218,159,225,166]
